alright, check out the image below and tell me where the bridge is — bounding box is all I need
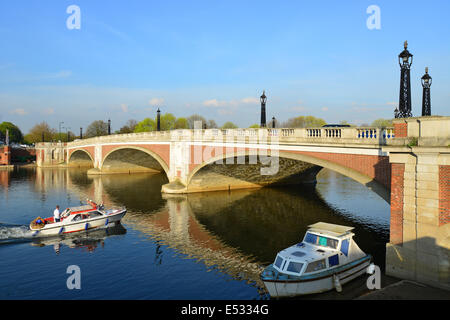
[35,116,449,290]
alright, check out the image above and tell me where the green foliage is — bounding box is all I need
[119,119,138,133]
[159,113,176,131]
[221,121,238,129]
[407,137,418,147]
[86,120,109,138]
[174,117,189,129]
[248,124,260,128]
[371,118,393,127]
[24,121,55,143]
[282,116,326,128]
[0,122,24,143]
[134,118,156,132]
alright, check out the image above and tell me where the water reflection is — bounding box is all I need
[2,167,390,298]
[31,224,127,254]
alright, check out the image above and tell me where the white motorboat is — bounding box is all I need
[261,222,372,297]
[29,200,126,237]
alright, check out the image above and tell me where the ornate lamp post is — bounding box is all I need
[108,119,111,135]
[157,108,161,131]
[272,116,276,128]
[421,67,432,116]
[396,41,413,118]
[260,90,267,128]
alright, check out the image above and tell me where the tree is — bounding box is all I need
[160,113,176,131]
[86,120,109,138]
[119,119,138,133]
[134,118,156,132]
[282,116,326,128]
[206,119,218,129]
[248,124,260,128]
[174,117,189,129]
[187,114,207,129]
[221,121,238,129]
[371,118,393,127]
[24,121,56,143]
[0,122,24,144]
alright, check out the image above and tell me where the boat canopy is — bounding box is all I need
[307,222,354,237]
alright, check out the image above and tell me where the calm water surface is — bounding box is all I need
[0,167,390,299]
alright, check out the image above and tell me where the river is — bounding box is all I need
[0,167,390,299]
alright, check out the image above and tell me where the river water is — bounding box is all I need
[0,167,390,299]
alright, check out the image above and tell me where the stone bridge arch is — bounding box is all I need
[68,149,94,168]
[98,146,170,177]
[183,149,390,202]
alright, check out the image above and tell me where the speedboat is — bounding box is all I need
[260,222,372,297]
[29,200,126,237]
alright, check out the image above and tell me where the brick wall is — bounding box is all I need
[0,146,11,165]
[390,163,405,244]
[394,122,407,138]
[439,165,450,226]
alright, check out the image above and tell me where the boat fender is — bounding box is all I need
[85,223,89,231]
[105,218,109,226]
[333,274,342,293]
[59,227,64,234]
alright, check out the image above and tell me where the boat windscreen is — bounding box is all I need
[304,232,338,249]
[274,256,283,269]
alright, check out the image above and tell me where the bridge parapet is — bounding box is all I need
[389,116,450,147]
[65,126,394,148]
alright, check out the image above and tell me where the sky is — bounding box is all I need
[0,0,449,133]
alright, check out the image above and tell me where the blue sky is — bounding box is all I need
[0,0,449,133]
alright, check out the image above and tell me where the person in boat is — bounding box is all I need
[53,205,61,223]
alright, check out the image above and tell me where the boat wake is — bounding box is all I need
[0,223,34,244]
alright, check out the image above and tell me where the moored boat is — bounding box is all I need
[29,200,126,237]
[261,222,372,297]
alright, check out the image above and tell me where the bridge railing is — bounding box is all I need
[63,126,395,148]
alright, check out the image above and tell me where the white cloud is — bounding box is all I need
[241,97,259,104]
[290,106,307,112]
[42,108,54,115]
[149,98,164,106]
[203,99,226,107]
[9,108,28,115]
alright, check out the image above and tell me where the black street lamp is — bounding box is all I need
[157,108,161,131]
[272,116,276,128]
[108,119,111,135]
[80,127,83,139]
[260,90,267,128]
[396,41,413,118]
[421,67,432,116]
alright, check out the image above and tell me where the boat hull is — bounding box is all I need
[30,210,126,237]
[262,255,371,297]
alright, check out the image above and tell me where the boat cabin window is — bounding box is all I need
[304,232,339,249]
[73,214,89,221]
[274,256,283,269]
[340,239,349,256]
[286,261,304,274]
[88,211,102,218]
[305,259,326,273]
